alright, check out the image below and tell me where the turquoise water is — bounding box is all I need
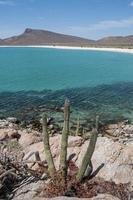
[0,47,133,91]
[1,47,133,122]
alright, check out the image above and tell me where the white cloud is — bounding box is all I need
[68,17,133,33]
[0,0,36,5]
[89,17,133,30]
[129,1,133,6]
[0,0,15,6]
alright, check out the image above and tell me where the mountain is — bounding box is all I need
[0,39,5,45]
[3,28,94,46]
[1,29,133,47]
[97,35,133,47]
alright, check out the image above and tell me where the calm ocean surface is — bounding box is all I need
[1,47,133,122]
[0,47,133,91]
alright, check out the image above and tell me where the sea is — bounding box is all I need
[1,47,133,123]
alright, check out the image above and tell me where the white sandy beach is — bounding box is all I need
[1,45,133,54]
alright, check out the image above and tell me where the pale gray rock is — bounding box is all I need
[0,128,20,141]
[13,191,121,200]
[18,130,41,148]
[0,119,9,128]
[11,180,43,200]
[77,137,133,186]
[7,117,17,123]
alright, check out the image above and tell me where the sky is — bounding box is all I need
[0,0,133,39]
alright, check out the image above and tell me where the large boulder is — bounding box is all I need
[77,137,133,186]
[18,130,41,148]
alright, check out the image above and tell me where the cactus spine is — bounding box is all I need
[76,116,99,182]
[42,114,56,176]
[60,99,70,179]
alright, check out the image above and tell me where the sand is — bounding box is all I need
[1,45,133,54]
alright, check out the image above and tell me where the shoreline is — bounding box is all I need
[0,45,133,54]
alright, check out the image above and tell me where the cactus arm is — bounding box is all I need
[42,114,56,176]
[59,99,70,179]
[76,128,98,182]
[76,116,80,136]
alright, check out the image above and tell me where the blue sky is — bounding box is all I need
[0,0,133,39]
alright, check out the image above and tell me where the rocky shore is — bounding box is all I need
[0,117,132,200]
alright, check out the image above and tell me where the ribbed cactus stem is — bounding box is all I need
[42,114,56,176]
[60,99,70,179]
[76,116,80,136]
[76,128,98,182]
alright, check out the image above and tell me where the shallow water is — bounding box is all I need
[0,47,133,123]
[0,83,133,123]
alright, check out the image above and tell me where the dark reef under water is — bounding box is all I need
[1,82,133,124]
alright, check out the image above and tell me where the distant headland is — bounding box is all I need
[1,28,133,48]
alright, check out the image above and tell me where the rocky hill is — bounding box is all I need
[0,39,5,45]
[3,28,95,46]
[1,28,133,47]
[97,35,133,47]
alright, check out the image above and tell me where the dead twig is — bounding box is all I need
[0,169,15,179]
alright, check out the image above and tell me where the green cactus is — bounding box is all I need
[42,114,56,176]
[75,116,80,136]
[59,99,70,180]
[41,100,99,185]
[76,127,98,182]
